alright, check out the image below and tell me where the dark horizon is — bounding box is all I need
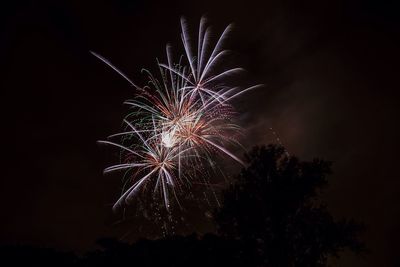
[1,0,399,266]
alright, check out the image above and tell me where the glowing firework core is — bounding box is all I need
[162,128,178,148]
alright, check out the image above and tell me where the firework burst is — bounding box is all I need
[93,17,262,211]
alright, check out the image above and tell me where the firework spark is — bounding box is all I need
[93,17,262,210]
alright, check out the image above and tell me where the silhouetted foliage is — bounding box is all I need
[0,245,77,266]
[1,145,365,267]
[215,145,365,267]
[79,235,260,267]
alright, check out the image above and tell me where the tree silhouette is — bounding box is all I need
[215,145,365,267]
[79,235,259,267]
[0,145,366,267]
[0,245,77,266]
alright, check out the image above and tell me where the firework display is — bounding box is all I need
[93,17,261,210]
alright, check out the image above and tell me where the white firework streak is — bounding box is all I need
[93,17,262,210]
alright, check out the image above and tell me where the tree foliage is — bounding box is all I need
[215,145,365,266]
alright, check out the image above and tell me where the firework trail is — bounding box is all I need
[93,17,262,211]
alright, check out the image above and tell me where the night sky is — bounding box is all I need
[1,0,399,266]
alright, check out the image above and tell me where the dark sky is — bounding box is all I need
[1,0,399,266]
